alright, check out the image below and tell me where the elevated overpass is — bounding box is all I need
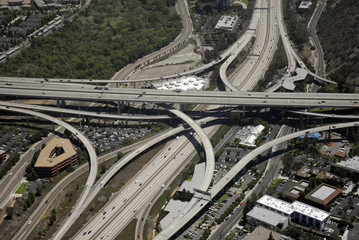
[1,83,358,108]
[0,106,98,240]
[156,121,359,239]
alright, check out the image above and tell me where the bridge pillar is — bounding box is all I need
[61,100,66,108]
[321,117,323,126]
[242,106,246,117]
[179,104,184,112]
[157,105,159,115]
[56,98,60,108]
[117,101,121,114]
[134,82,136,88]
[26,114,29,126]
[346,127,349,139]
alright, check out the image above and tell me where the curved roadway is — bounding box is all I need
[155,121,359,239]
[112,0,192,81]
[0,106,98,240]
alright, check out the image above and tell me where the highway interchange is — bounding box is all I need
[0,0,357,239]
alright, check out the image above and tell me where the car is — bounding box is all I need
[88,231,91,234]
[107,231,111,236]
[161,184,165,188]
[138,234,140,238]
[28,220,32,224]
[112,207,115,210]
[68,212,72,217]
[83,232,86,236]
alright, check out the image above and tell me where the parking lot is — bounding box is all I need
[80,125,151,154]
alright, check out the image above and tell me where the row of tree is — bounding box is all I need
[0,0,181,80]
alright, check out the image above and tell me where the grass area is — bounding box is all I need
[242,0,249,6]
[215,193,228,208]
[268,178,283,190]
[210,124,231,146]
[116,219,137,240]
[15,182,29,194]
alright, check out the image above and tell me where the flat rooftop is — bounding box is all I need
[179,162,205,193]
[257,195,294,215]
[335,156,359,172]
[292,201,330,221]
[258,195,330,221]
[215,15,239,31]
[311,185,336,200]
[247,206,288,227]
[305,183,342,205]
[299,1,313,9]
[160,200,188,230]
[34,137,76,168]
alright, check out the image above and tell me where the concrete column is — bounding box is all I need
[26,114,29,126]
[179,104,184,112]
[117,101,121,114]
[157,105,159,115]
[321,117,323,126]
[346,127,349,138]
[56,98,60,108]
[61,99,66,108]
[242,106,246,117]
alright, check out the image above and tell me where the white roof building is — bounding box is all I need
[247,206,289,229]
[239,124,265,147]
[215,15,239,32]
[255,195,330,229]
[152,76,209,92]
[299,1,313,9]
[292,201,330,222]
[257,195,294,216]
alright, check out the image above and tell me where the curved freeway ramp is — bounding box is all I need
[155,121,359,239]
[113,0,193,81]
[0,101,171,120]
[284,109,359,119]
[71,106,215,238]
[0,106,98,240]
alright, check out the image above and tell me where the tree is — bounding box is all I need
[5,207,13,219]
[268,232,274,240]
[49,208,56,226]
[117,152,124,160]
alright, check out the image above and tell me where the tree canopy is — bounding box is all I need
[0,0,181,79]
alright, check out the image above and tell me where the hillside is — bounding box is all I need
[317,0,359,92]
[0,0,181,79]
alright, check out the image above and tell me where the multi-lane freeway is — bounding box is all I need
[155,121,359,239]
[0,82,358,107]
